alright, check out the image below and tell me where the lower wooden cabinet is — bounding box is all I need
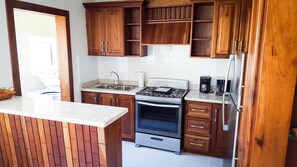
[82,91,135,141]
[184,101,227,158]
[81,92,98,104]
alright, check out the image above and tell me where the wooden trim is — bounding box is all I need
[5,0,74,101]
[83,1,144,8]
[0,113,123,167]
[238,0,297,166]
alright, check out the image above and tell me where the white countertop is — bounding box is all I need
[81,86,143,95]
[0,96,128,128]
[185,90,227,104]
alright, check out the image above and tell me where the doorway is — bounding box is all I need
[5,0,74,102]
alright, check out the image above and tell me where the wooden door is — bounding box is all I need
[212,0,241,58]
[86,8,106,55]
[238,0,252,52]
[81,92,98,104]
[98,93,116,106]
[117,94,135,141]
[211,104,227,157]
[105,8,124,56]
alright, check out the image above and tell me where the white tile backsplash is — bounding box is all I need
[98,46,229,86]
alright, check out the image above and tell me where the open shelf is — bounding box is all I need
[191,40,212,57]
[126,23,140,26]
[194,20,213,23]
[193,38,212,41]
[124,7,146,56]
[146,6,192,23]
[191,2,214,58]
[126,39,140,42]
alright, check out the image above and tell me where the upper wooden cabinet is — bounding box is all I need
[86,7,124,56]
[83,1,147,57]
[212,0,241,58]
[191,0,252,58]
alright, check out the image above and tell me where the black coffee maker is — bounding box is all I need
[216,79,231,96]
[200,76,211,93]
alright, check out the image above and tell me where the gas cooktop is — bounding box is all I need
[136,87,187,99]
[135,78,189,104]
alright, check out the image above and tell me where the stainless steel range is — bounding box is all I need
[135,78,189,154]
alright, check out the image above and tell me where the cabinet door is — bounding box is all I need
[98,93,116,106]
[81,92,98,104]
[211,104,227,157]
[238,0,252,52]
[86,8,106,55]
[117,95,135,141]
[105,8,124,56]
[212,0,241,58]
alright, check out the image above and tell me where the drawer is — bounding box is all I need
[184,135,210,152]
[185,117,211,136]
[186,102,212,119]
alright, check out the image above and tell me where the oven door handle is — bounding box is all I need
[137,101,180,108]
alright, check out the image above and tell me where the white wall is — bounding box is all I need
[98,46,229,88]
[0,0,99,101]
[0,0,13,88]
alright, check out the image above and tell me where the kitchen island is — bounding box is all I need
[0,96,128,167]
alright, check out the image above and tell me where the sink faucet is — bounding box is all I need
[110,71,120,85]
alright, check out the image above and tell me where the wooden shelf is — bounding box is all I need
[194,20,213,23]
[193,38,212,41]
[126,23,140,26]
[191,55,211,57]
[126,39,140,42]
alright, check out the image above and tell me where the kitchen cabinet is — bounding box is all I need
[183,101,226,157]
[86,7,124,56]
[82,91,135,141]
[212,0,241,58]
[83,1,146,57]
[191,0,252,58]
[81,91,98,104]
[211,104,227,157]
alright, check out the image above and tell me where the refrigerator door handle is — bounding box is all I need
[222,92,230,131]
[222,54,235,131]
[236,52,246,112]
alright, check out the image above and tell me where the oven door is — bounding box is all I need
[136,100,182,138]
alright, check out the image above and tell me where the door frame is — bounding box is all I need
[5,0,74,101]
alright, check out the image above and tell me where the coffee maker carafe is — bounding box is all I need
[200,76,211,93]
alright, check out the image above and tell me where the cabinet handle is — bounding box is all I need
[239,41,244,51]
[106,41,108,52]
[190,125,204,129]
[190,142,203,147]
[191,108,206,113]
[93,97,97,104]
[233,41,238,51]
[214,109,218,122]
[101,41,104,52]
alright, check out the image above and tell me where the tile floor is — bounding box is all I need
[122,141,223,167]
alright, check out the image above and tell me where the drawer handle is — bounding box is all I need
[190,142,203,147]
[150,137,163,141]
[191,108,206,113]
[190,125,205,129]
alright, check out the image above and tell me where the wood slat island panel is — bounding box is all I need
[0,113,122,167]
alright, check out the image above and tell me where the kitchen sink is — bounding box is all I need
[95,84,136,91]
[95,84,116,89]
[113,85,136,91]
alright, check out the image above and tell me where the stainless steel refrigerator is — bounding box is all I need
[222,52,246,167]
